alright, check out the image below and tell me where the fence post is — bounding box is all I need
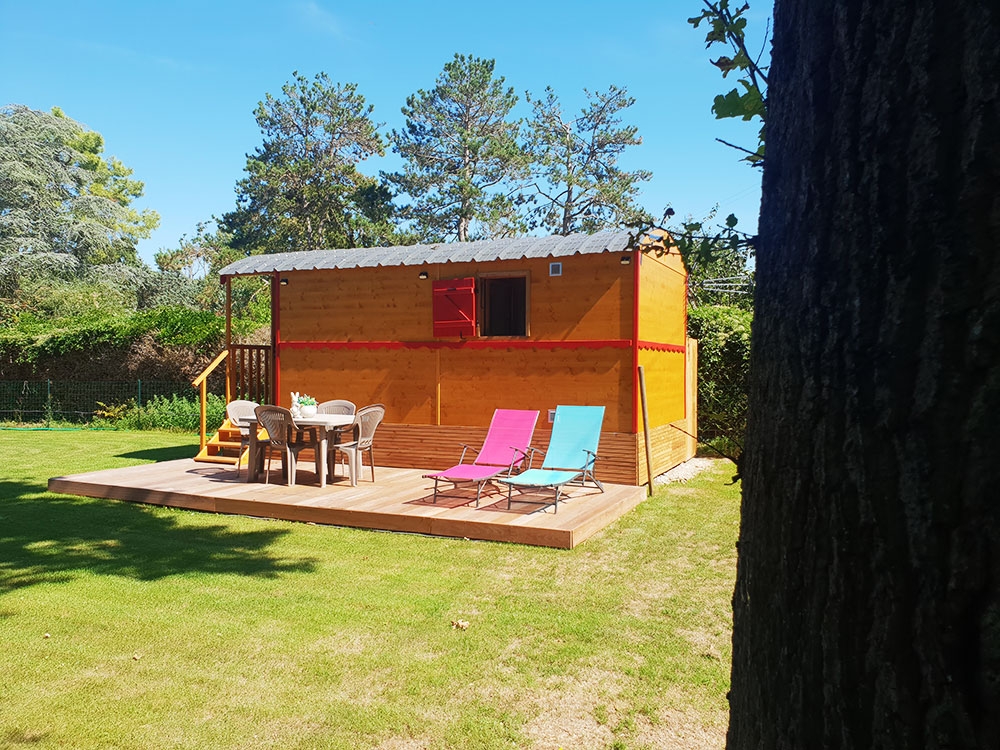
[137,379,142,408]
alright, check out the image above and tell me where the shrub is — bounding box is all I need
[0,306,227,365]
[92,393,226,433]
[688,304,752,461]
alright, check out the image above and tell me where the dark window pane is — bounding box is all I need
[483,277,526,336]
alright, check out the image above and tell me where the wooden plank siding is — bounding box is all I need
[637,340,699,482]
[637,248,688,346]
[373,424,642,486]
[277,346,633,432]
[265,425,641,486]
[277,254,633,344]
[637,347,687,429]
[636,248,689,427]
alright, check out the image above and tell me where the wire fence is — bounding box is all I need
[0,380,225,424]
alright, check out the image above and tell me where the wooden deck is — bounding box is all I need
[47,460,647,549]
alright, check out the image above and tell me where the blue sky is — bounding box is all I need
[1,0,769,266]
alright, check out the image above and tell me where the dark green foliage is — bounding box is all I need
[0,306,229,365]
[523,85,652,234]
[0,105,159,263]
[91,393,226,432]
[153,220,274,320]
[220,72,400,254]
[0,251,203,329]
[140,307,227,349]
[688,305,752,461]
[387,54,526,242]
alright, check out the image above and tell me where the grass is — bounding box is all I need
[0,431,739,749]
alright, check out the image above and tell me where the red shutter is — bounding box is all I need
[432,277,477,337]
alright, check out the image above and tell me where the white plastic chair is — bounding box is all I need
[329,404,385,486]
[225,399,259,476]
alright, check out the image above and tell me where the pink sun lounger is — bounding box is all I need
[423,409,539,506]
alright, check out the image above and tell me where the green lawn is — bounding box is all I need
[0,430,738,749]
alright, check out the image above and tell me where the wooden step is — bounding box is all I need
[195,418,249,465]
[195,448,240,465]
[209,439,244,451]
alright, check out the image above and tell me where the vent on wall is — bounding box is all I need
[549,262,562,277]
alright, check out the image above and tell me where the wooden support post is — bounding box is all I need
[224,277,232,404]
[199,380,207,451]
[638,365,654,496]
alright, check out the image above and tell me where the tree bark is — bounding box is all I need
[729,1,1000,748]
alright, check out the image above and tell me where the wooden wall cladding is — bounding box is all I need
[637,339,697,482]
[377,423,641,486]
[638,250,687,346]
[277,345,634,432]
[528,254,632,341]
[438,346,632,432]
[636,418,698,483]
[278,347,438,423]
[279,266,432,342]
[638,348,687,428]
[278,254,633,344]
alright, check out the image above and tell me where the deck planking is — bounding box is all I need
[47,460,647,549]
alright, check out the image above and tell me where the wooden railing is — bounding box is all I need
[191,345,273,451]
[192,350,229,451]
[229,344,272,404]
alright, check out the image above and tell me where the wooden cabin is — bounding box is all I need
[215,230,697,486]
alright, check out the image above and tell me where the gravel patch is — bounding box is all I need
[654,457,716,485]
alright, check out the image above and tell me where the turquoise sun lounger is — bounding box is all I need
[497,405,605,513]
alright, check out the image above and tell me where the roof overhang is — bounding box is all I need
[218,229,675,280]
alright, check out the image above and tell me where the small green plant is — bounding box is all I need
[94,400,135,421]
[90,393,226,432]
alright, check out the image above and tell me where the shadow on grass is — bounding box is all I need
[115,444,199,462]
[0,480,317,595]
[2,727,50,745]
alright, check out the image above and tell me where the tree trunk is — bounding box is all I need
[729,2,1000,748]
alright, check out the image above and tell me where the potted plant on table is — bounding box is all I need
[291,393,318,418]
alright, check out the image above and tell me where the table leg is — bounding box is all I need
[247,426,258,483]
[318,434,327,488]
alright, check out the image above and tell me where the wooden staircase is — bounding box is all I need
[195,419,248,467]
[191,343,272,467]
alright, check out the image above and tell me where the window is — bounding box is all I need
[481,275,527,336]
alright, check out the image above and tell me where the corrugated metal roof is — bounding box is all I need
[218,230,644,278]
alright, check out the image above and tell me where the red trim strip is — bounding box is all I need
[276,338,687,353]
[272,272,281,403]
[637,341,687,353]
[280,339,633,352]
[632,250,640,433]
[684,274,690,421]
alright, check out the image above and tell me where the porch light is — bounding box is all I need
[279,278,289,286]
[620,255,631,265]
[418,271,429,280]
